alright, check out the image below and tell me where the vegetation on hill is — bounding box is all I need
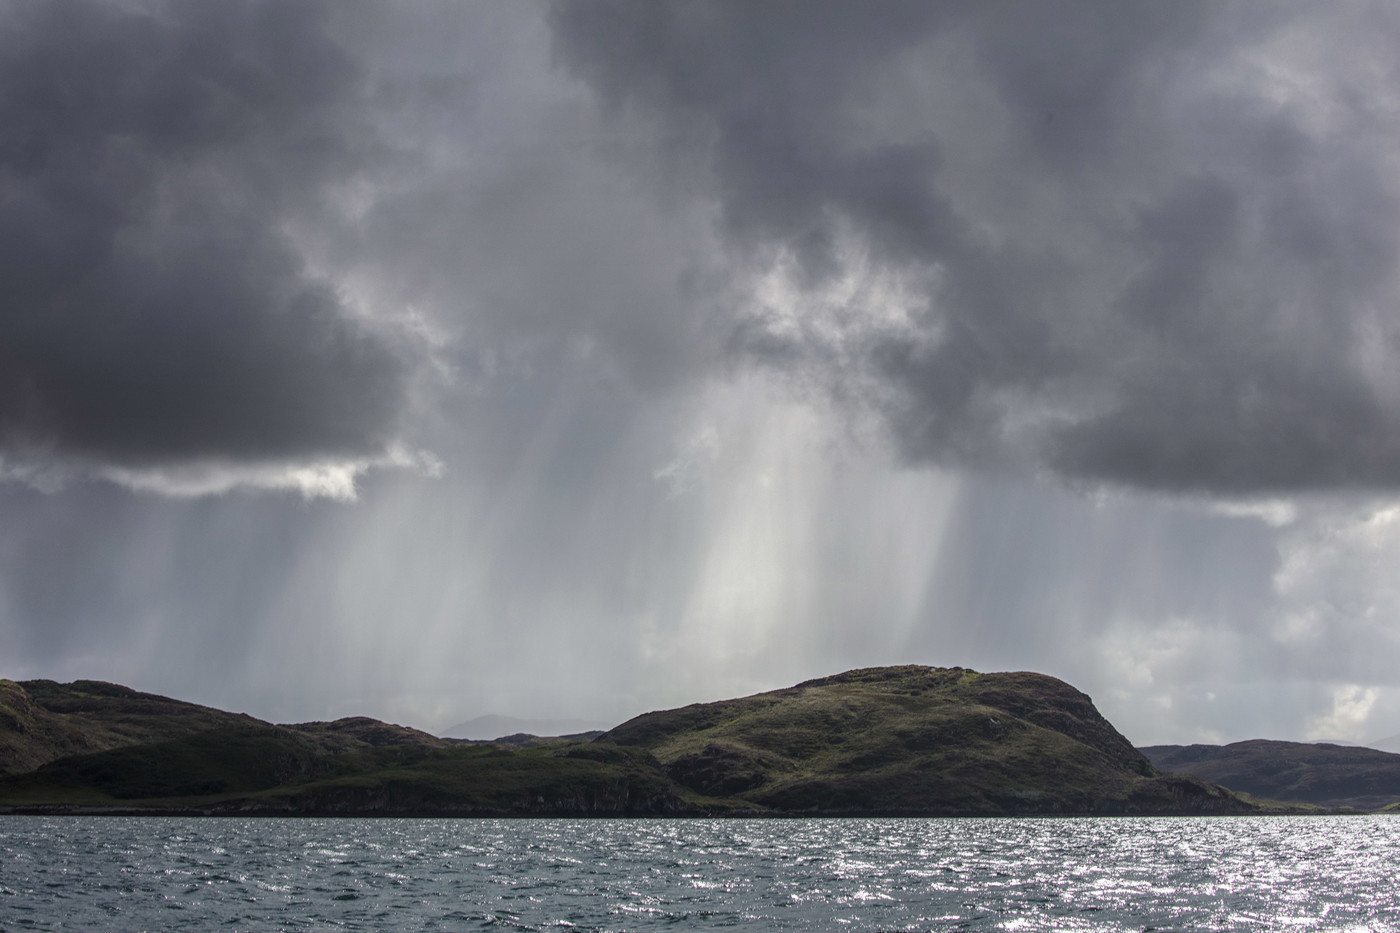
[601,666,1248,815]
[1,667,1264,816]
[0,727,684,815]
[0,679,256,776]
[1140,740,1400,811]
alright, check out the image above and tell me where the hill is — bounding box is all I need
[600,666,1249,815]
[1,667,1261,816]
[1140,740,1400,811]
[0,679,258,776]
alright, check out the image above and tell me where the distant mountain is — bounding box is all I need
[440,715,614,741]
[1,667,1264,816]
[1370,733,1400,755]
[1140,740,1400,811]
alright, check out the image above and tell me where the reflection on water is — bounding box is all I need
[1,815,1397,931]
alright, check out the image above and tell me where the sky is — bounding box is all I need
[4,0,1400,746]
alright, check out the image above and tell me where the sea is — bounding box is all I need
[1,815,1396,931]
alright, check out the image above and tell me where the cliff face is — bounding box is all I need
[1,667,1261,816]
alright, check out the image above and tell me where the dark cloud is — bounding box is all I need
[553,0,1400,495]
[0,0,413,491]
[4,1,1400,748]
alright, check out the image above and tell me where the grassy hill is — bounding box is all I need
[1141,740,1400,811]
[1,667,1262,816]
[0,679,258,776]
[601,666,1248,815]
[0,726,684,815]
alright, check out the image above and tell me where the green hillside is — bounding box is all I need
[0,678,257,776]
[0,727,685,814]
[1,667,1261,816]
[602,666,1247,815]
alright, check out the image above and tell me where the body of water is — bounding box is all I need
[1,815,1396,931]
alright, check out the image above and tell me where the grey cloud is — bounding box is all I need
[553,0,1400,495]
[321,1,728,400]
[5,0,1400,751]
[0,0,413,488]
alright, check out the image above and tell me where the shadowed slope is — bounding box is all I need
[1141,740,1400,811]
[0,679,257,776]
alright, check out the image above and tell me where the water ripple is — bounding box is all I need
[1,815,1398,930]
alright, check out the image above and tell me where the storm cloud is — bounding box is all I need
[553,0,1400,495]
[7,1,1400,749]
[0,0,419,496]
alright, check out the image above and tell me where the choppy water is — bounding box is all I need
[1,815,1397,931]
